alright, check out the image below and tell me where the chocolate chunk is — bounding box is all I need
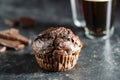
[4,19,19,27]
[1,28,19,34]
[0,39,24,50]
[0,28,31,51]
[4,17,38,28]
[0,28,31,45]
[18,17,37,27]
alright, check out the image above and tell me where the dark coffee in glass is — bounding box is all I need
[82,0,116,39]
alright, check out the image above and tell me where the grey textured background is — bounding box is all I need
[0,0,120,80]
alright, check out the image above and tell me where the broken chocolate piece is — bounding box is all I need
[4,19,19,27]
[0,28,31,51]
[0,45,6,52]
[4,17,38,28]
[18,17,37,27]
[0,28,31,45]
[1,28,19,34]
[0,39,24,50]
[11,33,31,45]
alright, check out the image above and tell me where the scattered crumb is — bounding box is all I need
[93,54,97,58]
[65,74,69,77]
[89,59,92,62]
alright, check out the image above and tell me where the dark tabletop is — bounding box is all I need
[0,0,120,80]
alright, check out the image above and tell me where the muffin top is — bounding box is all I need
[32,27,83,55]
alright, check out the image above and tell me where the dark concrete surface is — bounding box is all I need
[0,0,120,80]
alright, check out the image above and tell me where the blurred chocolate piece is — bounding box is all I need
[4,19,19,27]
[1,28,19,34]
[0,28,31,45]
[11,32,31,45]
[0,39,24,50]
[0,45,6,52]
[0,28,31,51]
[18,17,37,27]
[4,17,38,28]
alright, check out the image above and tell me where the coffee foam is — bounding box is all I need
[84,0,111,2]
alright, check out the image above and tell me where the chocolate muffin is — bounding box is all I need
[32,27,83,71]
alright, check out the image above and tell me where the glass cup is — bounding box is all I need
[70,0,85,27]
[82,0,117,39]
[70,0,117,39]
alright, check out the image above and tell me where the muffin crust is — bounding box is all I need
[32,27,82,55]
